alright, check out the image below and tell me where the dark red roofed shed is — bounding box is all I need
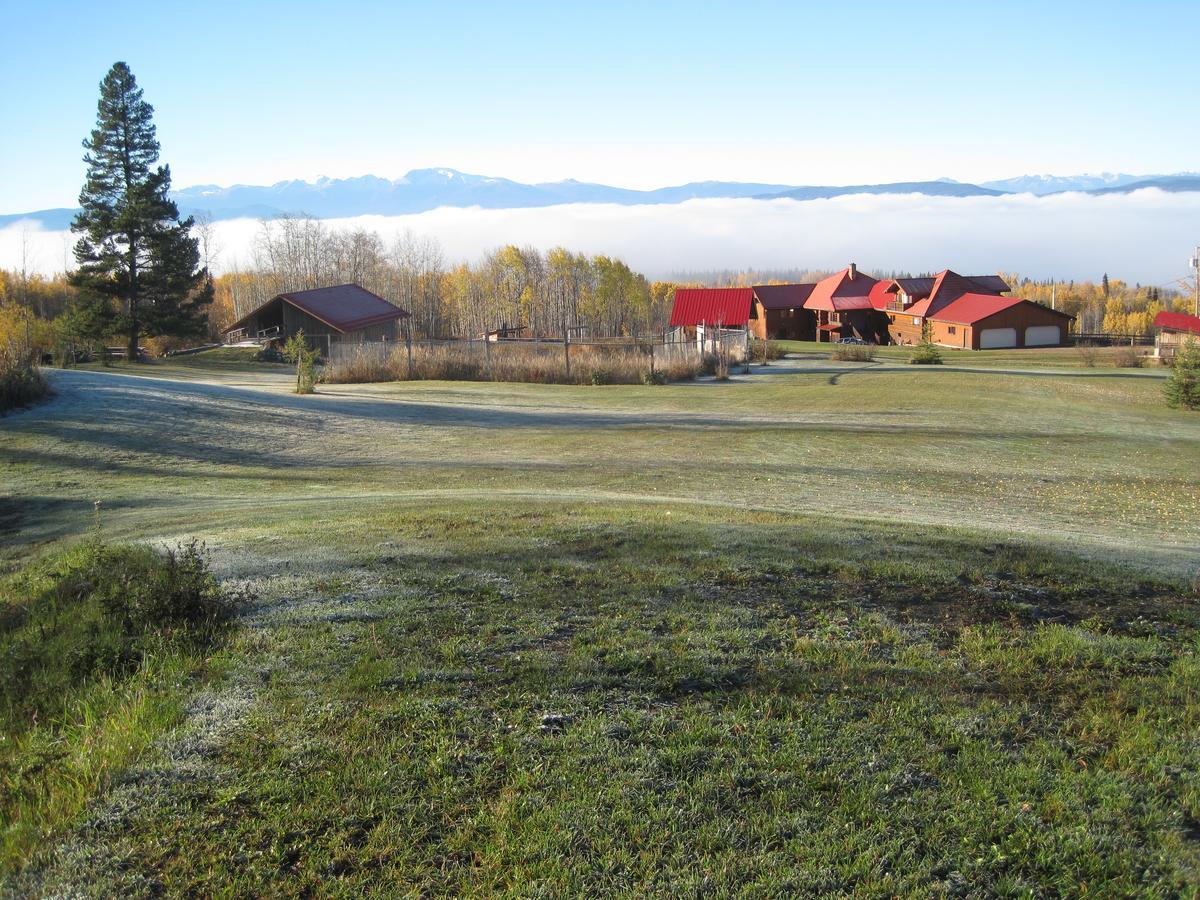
[224,284,409,353]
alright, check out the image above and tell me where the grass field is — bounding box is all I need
[2,347,1198,894]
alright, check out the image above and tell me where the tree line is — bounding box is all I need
[210,217,673,341]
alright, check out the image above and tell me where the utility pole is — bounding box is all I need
[1191,246,1200,317]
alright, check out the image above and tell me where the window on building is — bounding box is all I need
[948,326,956,334]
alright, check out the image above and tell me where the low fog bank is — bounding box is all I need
[3,190,1196,284]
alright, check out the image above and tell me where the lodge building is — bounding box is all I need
[674,263,1075,350]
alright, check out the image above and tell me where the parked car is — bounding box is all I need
[838,337,869,345]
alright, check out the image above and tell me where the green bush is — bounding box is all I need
[909,341,944,365]
[283,330,318,394]
[1164,338,1200,410]
[1,539,232,731]
[831,344,873,362]
[749,339,787,362]
[589,368,614,386]
[0,365,50,415]
[642,369,667,385]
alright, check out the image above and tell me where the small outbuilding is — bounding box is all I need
[223,284,409,355]
[668,287,753,353]
[1152,311,1200,361]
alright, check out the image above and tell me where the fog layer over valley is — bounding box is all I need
[4,189,1197,284]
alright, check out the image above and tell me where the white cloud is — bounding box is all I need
[3,189,1197,285]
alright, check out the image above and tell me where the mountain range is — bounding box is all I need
[5,169,1199,229]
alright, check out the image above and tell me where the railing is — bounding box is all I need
[1070,332,1153,347]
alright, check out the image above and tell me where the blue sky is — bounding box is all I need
[2,0,1197,212]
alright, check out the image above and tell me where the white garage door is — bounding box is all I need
[979,327,1017,349]
[1025,325,1060,346]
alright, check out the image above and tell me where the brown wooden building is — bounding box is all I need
[1152,311,1200,361]
[802,264,891,342]
[223,284,409,355]
[749,284,817,340]
[870,270,1073,348]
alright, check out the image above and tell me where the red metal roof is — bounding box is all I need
[225,283,409,335]
[907,270,1012,319]
[868,281,894,309]
[669,288,753,327]
[930,293,1024,325]
[752,283,816,310]
[804,267,878,312]
[1154,311,1200,336]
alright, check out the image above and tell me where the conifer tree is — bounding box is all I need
[1164,338,1200,410]
[70,62,210,360]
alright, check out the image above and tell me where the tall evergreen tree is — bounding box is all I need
[70,62,210,360]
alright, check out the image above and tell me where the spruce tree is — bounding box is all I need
[1164,338,1200,411]
[70,62,210,360]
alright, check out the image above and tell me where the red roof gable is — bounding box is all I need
[868,281,893,310]
[907,270,1004,318]
[226,283,409,335]
[804,267,878,312]
[669,288,753,327]
[930,293,1025,325]
[752,283,816,310]
[1154,311,1200,336]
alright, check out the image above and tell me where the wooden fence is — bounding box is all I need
[1070,332,1154,347]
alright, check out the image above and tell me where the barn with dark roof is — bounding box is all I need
[223,284,410,354]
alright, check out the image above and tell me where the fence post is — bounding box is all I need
[485,336,492,377]
[405,319,413,379]
[563,333,571,380]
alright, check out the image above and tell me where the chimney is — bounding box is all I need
[848,262,857,280]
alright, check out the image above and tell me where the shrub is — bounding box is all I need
[1112,346,1145,368]
[1164,338,1200,411]
[141,335,193,357]
[661,358,700,382]
[324,341,705,386]
[0,365,50,414]
[1076,342,1099,367]
[831,344,874,362]
[642,369,667,385]
[749,339,787,363]
[283,330,318,394]
[909,341,943,365]
[1,301,53,414]
[1,539,232,731]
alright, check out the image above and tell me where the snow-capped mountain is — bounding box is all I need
[981,173,1148,195]
[5,168,1200,229]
